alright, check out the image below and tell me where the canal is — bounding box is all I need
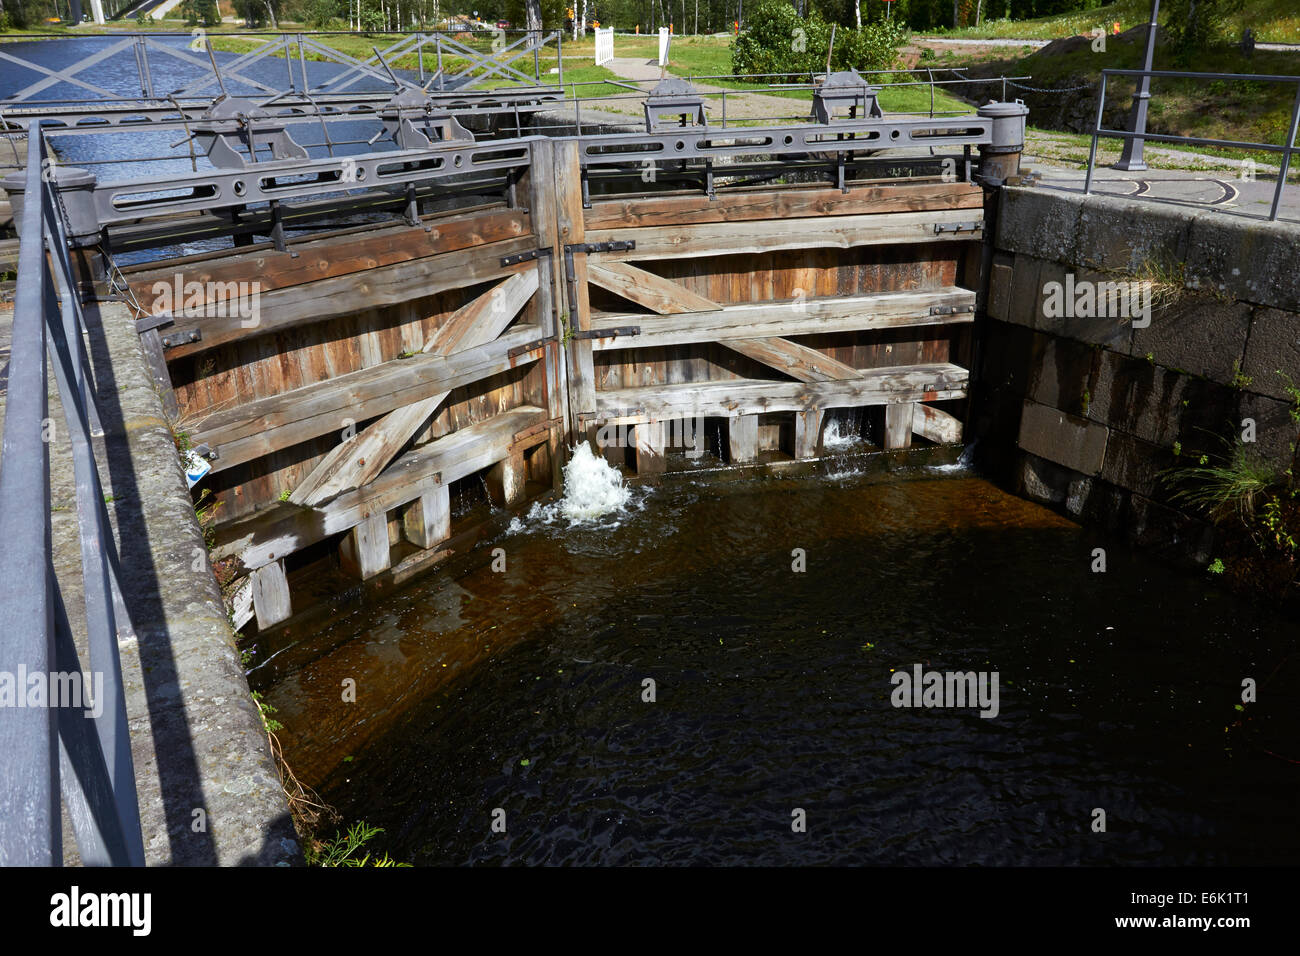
[255,454,1300,866]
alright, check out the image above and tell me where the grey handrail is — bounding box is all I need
[0,129,145,867]
[1086,68,1300,221]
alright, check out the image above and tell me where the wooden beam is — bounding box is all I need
[583,182,984,230]
[729,414,758,464]
[635,421,666,474]
[588,287,976,351]
[522,137,572,477]
[403,484,451,550]
[586,260,722,314]
[161,233,538,360]
[229,577,254,632]
[194,323,544,472]
[211,406,545,571]
[594,364,968,425]
[251,560,291,629]
[795,409,824,459]
[486,449,527,505]
[129,207,531,313]
[288,269,539,505]
[585,210,982,261]
[885,403,915,449]
[914,404,963,444]
[725,336,863,383]
[340,511,391,580]
[554,140,598,431]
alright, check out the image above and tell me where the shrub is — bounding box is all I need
[732,0,908,80]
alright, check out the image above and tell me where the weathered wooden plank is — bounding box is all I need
[137,326,179,420]
[588,287,975,351]
[794,409,824,459]
[885,402,915,449]
[288,269,540,505]
[583,182,984,230]
[725,336,863,383]
[229,577,254,632]
[634,421,666,474]
[194,324,544,472]
[251,559,292,629]
[212,406,545,570]
[486,449,527,505]
[914,403,963,444]
[161,234,537,360]
[729,414,759,464]
[129,207,530,311]
[594,364,968,425]
[586,210,982,261]
[586,260,722,315]
[403,485,451,549]
[555,140,598,428]
[340,511,391,580]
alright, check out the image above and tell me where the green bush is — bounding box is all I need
[732,0,908,80]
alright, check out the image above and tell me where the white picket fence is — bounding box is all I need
[595,27,614,66]
[657,27,670,66]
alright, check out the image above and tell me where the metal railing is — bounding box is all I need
[0,29,566,112]
[0,129,146,866]
[1085,68,1300,221]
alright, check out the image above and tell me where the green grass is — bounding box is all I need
[943,27,1300,159]
[1161,437,1280,522]
[936,0,1300,44]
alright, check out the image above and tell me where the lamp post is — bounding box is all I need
[1114,0,1159,170]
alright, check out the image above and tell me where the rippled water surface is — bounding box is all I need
[260,467,1299,866]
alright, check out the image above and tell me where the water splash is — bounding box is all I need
[513,443,639,531]
[823,410,867,479]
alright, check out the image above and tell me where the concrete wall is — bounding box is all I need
[84,302,299,865]
[975,187,1300,566]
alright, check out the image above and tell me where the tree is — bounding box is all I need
[180,0,220,25]
[1162,0,1246,58]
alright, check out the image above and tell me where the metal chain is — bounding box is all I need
[951,68,1096,96]
[1005,77,1096,94]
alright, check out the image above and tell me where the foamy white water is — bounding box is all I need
[510,443,639,532]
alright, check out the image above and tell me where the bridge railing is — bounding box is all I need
[1085,68,1300,221]
[0,29,565,111]
[0,128,146,867]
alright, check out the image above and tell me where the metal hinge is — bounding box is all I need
[507,336,551,359]
[135,311,174,334]
[929,304,976,316]
[572,325,640,341]
[934,221,983,235]
[161,328,201,349]
[566,240,636,255]
[500,248,554,267]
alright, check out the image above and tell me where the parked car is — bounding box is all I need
[496,20,511,29]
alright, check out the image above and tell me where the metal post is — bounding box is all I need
[558,29,564,88]
[1271,80,1300,221]
[1085,73,1108,195]
[1115,0,1159,170]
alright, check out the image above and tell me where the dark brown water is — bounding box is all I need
[259,463,1300,866]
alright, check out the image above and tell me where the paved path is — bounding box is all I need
[586,55,811,123]
[1023,129,1300,223]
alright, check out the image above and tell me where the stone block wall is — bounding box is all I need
[974,187,1300,568]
